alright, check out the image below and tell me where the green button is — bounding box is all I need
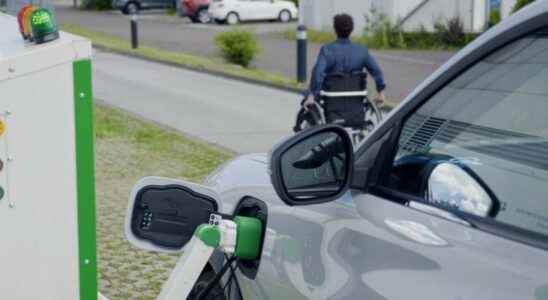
[0,187,5,201]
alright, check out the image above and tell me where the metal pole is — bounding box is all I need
[131,14,138,49]
[296,24,307,83]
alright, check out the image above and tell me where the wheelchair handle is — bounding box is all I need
[319,90,368,98]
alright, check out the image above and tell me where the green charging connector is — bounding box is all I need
[234,216,263,260]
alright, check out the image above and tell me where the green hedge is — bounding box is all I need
[362,15,475,50]
[513,0,536,13]
[489,9,501,27]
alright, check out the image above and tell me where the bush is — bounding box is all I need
[166,8,176,16]
[489,9,501,27]
[363,11,407,49]
[435,16,466,47]
[215,29,260,67]
[81,0,112,10]
[403,25,439,49]
[362,14,473,50]
[513,0,535,13]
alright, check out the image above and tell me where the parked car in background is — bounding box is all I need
[112,0,174,14]
[209,0,297,25]
[181,0,211,23]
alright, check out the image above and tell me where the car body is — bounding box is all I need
[126,1,548,299]
[112,0,174,14]
[181,0,211,23]
[209,0,297,25]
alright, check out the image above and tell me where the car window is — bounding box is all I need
[384,29,548,237]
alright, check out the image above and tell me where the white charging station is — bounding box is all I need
[0,13,99,300]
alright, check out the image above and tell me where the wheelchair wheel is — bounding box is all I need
[293,104,323,133]
[351,101,383,145]
[364,100,383,132]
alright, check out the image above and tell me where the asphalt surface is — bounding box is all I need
[55,4,455,101]
[93,50,297,154]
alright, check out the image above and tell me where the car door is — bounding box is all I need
[147,0,172,9]
[345,26,548,298]
[233,0,253,21]
[247,0,271,20]
[240,8,548,300]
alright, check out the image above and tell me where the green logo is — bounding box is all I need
[30,8,59,44]
[31,11,51,26]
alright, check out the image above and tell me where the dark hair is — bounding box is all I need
[333,14,354,39]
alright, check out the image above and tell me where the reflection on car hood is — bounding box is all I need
[203,153,271,191]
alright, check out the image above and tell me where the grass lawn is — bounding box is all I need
[61,24,303,91]
[94,103,232,299]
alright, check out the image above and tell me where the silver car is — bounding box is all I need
[126,1,548,299]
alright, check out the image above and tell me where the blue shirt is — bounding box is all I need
[307,39,386,98]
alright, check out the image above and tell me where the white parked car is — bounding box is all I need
[209,0,298,25]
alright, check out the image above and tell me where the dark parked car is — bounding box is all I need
[181,0,210,23]
[112,0,174,15]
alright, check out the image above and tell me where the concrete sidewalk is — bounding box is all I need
[55,4,455,102]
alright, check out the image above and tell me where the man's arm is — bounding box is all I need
[363,49,386,93]
[310,47,330,97]
[363,49,386,105]
[303,46,330,108]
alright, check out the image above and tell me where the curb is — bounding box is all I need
[93,45,305,95]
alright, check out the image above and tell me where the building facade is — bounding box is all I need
[300,0,490,34]
[500,0,518,18]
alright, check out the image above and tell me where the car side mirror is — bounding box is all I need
[125,177,220,253]
[270,125,354,206]
[426,162,498,217]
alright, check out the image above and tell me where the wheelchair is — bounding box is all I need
[293,72,383,145]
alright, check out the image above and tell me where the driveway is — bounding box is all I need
[93,50,296,153]
[55,4,455,102]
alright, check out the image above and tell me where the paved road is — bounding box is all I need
[93,50,297,154]
[55,4,455,101]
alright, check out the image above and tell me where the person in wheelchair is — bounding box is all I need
[298,13,387,137]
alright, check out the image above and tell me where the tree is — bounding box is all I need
[512,0,536,13]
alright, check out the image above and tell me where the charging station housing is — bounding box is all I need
[0,13,97,300]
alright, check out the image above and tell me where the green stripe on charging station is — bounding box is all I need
[73,59,98,300]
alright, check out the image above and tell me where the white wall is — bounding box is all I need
[300,0,371,35]
[400,0,488,32]
[501,0,517,18]
[387,0,423,20]
[332,0,372,35]
[301,0,489,34]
